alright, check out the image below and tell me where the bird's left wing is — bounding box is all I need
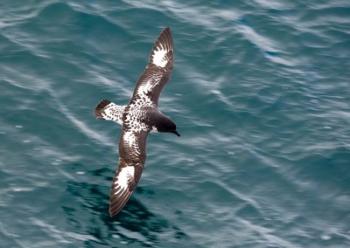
[130,27,174,106]
[109,129,148,217]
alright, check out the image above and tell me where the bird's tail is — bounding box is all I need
[95,99,125,125]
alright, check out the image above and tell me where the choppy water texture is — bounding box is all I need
[1,0,350,247]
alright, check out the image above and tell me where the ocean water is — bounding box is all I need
[1,0,350,247]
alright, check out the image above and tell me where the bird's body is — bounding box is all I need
[94,27,179,217]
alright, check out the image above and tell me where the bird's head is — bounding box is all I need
[159,119,180,136]
[152,115,180,137]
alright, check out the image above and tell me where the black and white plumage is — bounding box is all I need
[95,27,180,217]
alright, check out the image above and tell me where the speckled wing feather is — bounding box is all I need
[130,27,174,106]
[109,130,148,217]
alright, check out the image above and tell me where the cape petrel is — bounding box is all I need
[95,27,179,217]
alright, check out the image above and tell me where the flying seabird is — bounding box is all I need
[94,27,180,217]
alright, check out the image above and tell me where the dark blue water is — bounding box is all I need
[1,1,350,247]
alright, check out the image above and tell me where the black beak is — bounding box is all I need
[172,130,181,137]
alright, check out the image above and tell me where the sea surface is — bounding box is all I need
[1,0,350,247]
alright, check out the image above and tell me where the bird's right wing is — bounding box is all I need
[109,129,148,217]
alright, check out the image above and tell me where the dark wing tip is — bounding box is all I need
[95,99,111,118]
[161,27,172,40]
[109,190,131,217]
[158,27,173,51]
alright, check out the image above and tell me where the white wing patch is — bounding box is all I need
[137,81,153,98]
[113,166,135,194]
[152,44,168,68]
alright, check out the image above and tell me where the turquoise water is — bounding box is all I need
[1,0,350,247]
